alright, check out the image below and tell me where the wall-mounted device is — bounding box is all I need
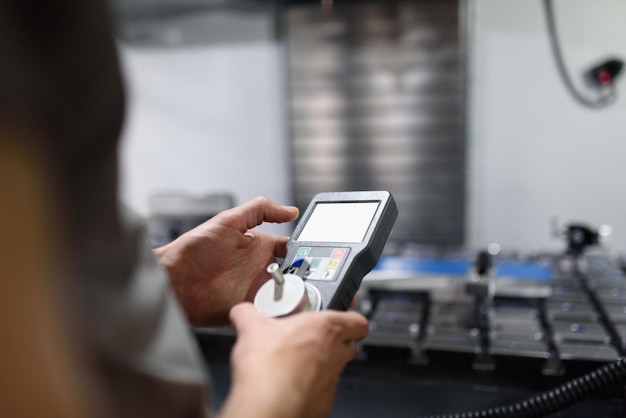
[254,191,398,317]
[543,0,624,109]
[584,58,623,88]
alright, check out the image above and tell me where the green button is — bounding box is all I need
[309,258,321,268]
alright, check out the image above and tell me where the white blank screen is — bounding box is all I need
[296,202,379,243]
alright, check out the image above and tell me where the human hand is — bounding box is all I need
[154,196,299,326]
[222,303,369,418]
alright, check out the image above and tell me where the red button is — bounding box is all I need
[599,70,612,85]
[332,248,345,259]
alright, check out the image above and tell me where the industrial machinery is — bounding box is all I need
[196,222,625,417]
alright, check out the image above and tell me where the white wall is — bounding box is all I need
[118,11,292,235]
[468,0,626,254]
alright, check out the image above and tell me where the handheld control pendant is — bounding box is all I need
[254,191,398,316]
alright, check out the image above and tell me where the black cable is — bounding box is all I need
[419,357,626,418]
[542,0,617,109]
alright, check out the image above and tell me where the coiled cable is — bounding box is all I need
[421,357,625,418]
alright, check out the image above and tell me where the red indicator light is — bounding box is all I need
[598,70,612,85]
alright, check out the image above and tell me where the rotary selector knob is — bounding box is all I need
[254,263,322,317]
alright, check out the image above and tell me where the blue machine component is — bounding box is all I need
[374,256,552,281]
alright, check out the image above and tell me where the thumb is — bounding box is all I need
[229,302,267,332]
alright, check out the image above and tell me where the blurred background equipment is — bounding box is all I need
[115,0,626,252]
[147,192,234,246]
[285,0,466,245]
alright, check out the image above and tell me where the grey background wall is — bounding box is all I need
[119,0,626,251]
